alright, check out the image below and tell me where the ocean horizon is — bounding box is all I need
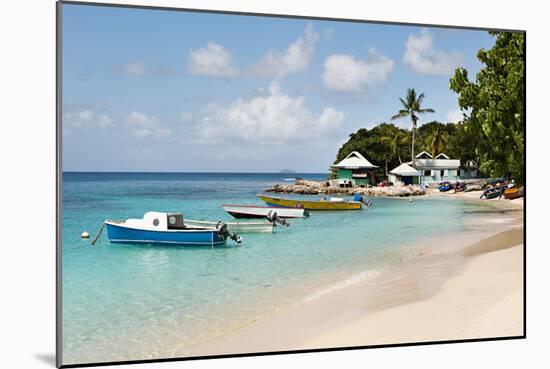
[61,171,504,364]
[62,171,328,174]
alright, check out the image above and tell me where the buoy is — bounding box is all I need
[81,231,90,239]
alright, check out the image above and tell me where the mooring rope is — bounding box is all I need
[90,222,106,246]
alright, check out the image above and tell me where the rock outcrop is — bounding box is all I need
[266,179,425,197]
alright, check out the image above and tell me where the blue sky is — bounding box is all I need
[62,4,494,172]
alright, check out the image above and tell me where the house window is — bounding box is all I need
[457,169,461,177]
[440,170,445,177]
[424,170,431,176]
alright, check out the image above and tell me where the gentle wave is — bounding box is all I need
[301,266,388,303]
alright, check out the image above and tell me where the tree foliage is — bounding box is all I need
[335,121,482,179]
[416,121,455,155]
[391,88,435,163]
[450,31,525,182]
[335,123,409,177]
[427,126,449,157]
[381,129,409,164]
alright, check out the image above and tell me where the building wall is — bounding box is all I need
[337,168,353,179]
[353,177,369,186]
[421,168,479,183]
[389,174,419,185]
[336,168,372,187]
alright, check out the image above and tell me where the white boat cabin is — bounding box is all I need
[124,212,189,231]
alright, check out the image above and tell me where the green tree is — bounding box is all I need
[381,129,409,164]
[391,88,435,166]
[427,126,449,157]
[416,121,456,154]
[335,123,409,179]
[450,31,525,182]
[447,121,480,166]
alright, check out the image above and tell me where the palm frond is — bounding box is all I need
[417,92,425,106]
[407,88,416,105]
[391,110,409,120]
[417,108,435,114]
[399,98,409,110]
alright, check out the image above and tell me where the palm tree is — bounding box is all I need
[391,88,435,166]
[428,126,449,157]
[381,130,409,165]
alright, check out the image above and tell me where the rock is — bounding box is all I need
[265,180,426,197]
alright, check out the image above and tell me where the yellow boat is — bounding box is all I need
[257,194,364,210]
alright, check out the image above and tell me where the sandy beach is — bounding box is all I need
[188,196,524,357]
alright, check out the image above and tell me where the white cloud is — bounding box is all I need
[78,110,93,121]
[116,61,146,77]
[188,42,238,78]
[322,49,394,93]
[98,114,113,128]
[180,112,193,123]
[63,106,112,129]
[192,82,344,144]
[446,108,464,123]
[251,23,319,79]
[404,29,463,76]
[127,111,171,139]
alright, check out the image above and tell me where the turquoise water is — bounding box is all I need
[61,172,494,364]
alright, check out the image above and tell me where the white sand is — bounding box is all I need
[301,244,524,348]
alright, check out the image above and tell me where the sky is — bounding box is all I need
[61,4,495,172]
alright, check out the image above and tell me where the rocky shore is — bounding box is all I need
[266,179,426,197]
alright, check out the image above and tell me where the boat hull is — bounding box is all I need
[257,194,362,210]
[438,182,452,192]
[184,219,274,233]
[105,222,227,246]
[503,187,524,200]
[482,189,503,199]
[222,204,308,219]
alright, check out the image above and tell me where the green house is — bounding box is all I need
[331,151,378,187]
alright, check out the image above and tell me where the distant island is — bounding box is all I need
[279,169,297,173]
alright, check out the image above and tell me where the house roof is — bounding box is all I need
[415,151,433,159]
[390,163,421,176]
[332,151,378,169]
[434,153,450,159]
[407,158,461,170]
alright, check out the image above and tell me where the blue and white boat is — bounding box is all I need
[104,212,241,246]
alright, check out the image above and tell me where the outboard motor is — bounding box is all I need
[354,193,372,208]
[216,221,242,244]
[266,210,289,227]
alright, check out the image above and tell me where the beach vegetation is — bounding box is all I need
[334,123,409,178]
[390,88,435,164]
[450,31,525,183]
[426,126,449,157]
[380,129,409,165]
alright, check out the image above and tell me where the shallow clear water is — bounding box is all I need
[61,172,499,364]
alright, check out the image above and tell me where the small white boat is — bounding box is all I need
[184,219,274,233]
[104,212,241,246]
[222,204,309,219]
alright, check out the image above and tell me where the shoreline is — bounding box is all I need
[187,198,524,356]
